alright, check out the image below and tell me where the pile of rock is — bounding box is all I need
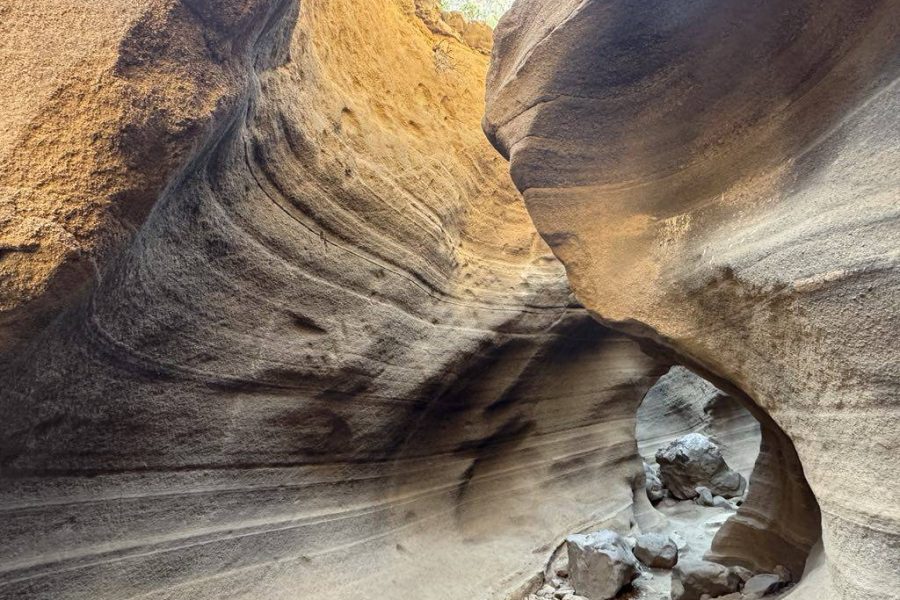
[644,434,746,504]
[534,530,681,600]
[531,546,586,600]
[529,525,788,600]
[671,560,791,600]
[693,486,738,510]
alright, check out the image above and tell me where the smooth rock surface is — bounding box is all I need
[485,1,900,590]
[566,530,640,600]
[0,2,670,599]
[3,1,898,599]
[742,573,786,598]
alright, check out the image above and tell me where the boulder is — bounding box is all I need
[634,533,678,569]
[670,560,742,600]
[644,461,668,503]
[566,531,640,600]
[694,486,715,507]
[712,495,737,510]
[742,573,787,598]
[730,566,755,584]
[655,434,747,500]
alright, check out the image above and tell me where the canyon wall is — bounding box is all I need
[484,1,899,598]
[1,1,668,599]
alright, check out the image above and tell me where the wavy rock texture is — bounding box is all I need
[485,1,899,598]
[0,1,670,599]
[0,0,298,354]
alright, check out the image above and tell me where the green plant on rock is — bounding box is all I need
[439,0,514,27]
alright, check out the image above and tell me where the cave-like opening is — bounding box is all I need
[631,366,763,599]
[633,365,823,600]
[526,365,822,600]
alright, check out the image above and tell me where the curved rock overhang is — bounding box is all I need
[484,1,899,598]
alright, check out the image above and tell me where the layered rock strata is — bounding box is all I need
[0,1,669,599]
[485,1,899,598]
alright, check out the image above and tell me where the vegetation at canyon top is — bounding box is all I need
[440,0,513,26]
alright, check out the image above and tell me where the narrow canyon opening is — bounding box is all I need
[632,366,763,600]
[633,366,764,600]
[527,363,825,600]
[2,1,895,599]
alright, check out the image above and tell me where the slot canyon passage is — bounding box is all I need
[0,0,897,599]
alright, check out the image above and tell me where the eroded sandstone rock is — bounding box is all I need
[566,530,640,600]
[670,560,742,600]
[484,1,900,591]
[0,1,670,599]
[634,532,678,569]
[656,434,746,500]
[5,0,896,598]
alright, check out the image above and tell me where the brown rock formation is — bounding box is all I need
[485,1,899,598]
[1,1,667,599]
[5,0,895,598]
[415,0,493,54]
